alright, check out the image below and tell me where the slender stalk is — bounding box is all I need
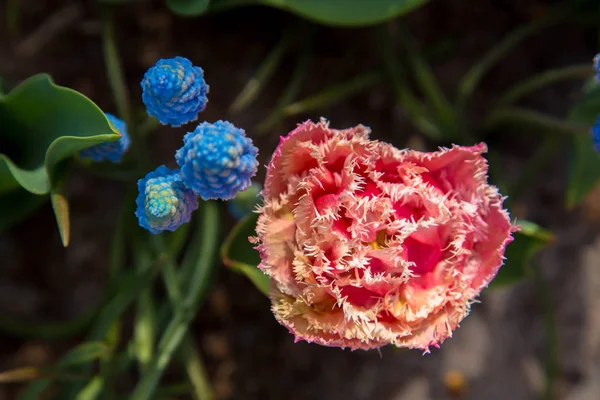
[456,15,563,113]
[178,335,212,400]
[129,202,219,400]
[378,25,441,140]
[531,264,559,400]
[484,107,590,136]
[497,64,593,106]
[152,235,214,400]
[282,71,382,117]
[505,136,559,211]
[256,26,314,134]
[101,7,132,129]
[394,24,458,140]
[230,27,296,113]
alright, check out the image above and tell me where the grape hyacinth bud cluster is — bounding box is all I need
[80,113,130,162]
[141,56,209,127]
[135,56,259,234]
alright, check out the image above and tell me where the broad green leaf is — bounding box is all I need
[566,81,600,208]
[221,212,270,296]
[167,0,210,15]
[489,220,555,289]
[209,0,429,27]
[0,74,119,195]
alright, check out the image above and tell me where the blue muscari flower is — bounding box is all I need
[135,165,198,234]
[594,54,600,82]
[175,120,259,201]
[141,56,209,127]
[593,115,600,153]
[80,113,130,162]
[227,182,262,220]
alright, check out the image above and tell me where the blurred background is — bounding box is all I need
[1,0,600,399]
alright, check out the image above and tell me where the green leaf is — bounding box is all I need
[58,342,112,366]
[75,376,104,400]
[489,220,555,289]
[566,81,600,208]
[50,162,71,247]
[167,0,210,15]
[210,0,429,27]
[221,212,270,296]
[0,74,120,195]
[18,342,111,400]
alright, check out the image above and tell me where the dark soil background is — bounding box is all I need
[1,0,600,399]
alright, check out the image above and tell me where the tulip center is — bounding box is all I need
[369,230,388,250]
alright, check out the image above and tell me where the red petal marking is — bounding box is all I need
[315,193,338,215]
[420,173,446,194]
[367,257,387,275]
[403,235,442,275]
[377,310,398,323]
[340,285,380,308]
[358,179,382,198]
[393,202,426,221]
[332,214,352,239]
[375,159,403,183]
[325,150,350,173]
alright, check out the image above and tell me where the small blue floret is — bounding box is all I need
[80,113,130,162]
[593,115,600,153]
[175,120,259,201]
[227,182,262,220]
[141,56,209,127]
[135,165,199,234]
[594,54,600,82]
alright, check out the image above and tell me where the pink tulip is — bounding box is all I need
[253,119,516,351]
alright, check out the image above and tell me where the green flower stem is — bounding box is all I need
[75,376,104,400]
[483,107,590,136]
[497,64,594,106]
[0,310,97,340]
[281,70,382,117]
[505,136,559,211]
[152,234,214,400]
[256,26,314,134]
[230,27,296,113]
[456,14,563,114]
[137,115,160,139]
[155,382,193,397]
[178,335,212,400]
[101,6,132,130]
[99,321,120,400]
[531,263,559,400]
[132,238,156,375]
[394,25,458,140]
[101,5,150,169]
[378,26,441,140]
[133,290,155,374]
[58,256,161,399]
[129,201,219,400]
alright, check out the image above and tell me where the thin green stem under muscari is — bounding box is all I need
[129,201,219,400]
